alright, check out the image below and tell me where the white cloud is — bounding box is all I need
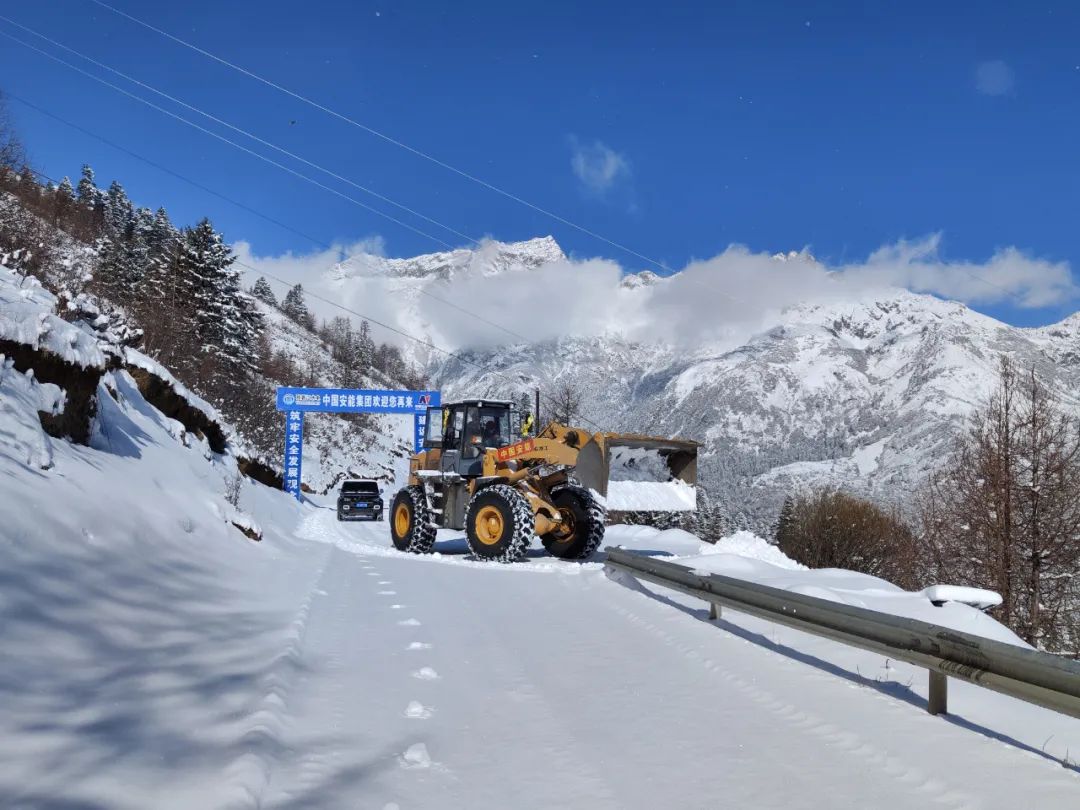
[233,236,385,291]
[568,136,631,196]
[975,60,1016,96]
[234,233,1076,354]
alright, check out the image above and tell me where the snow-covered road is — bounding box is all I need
[236,508,1080,809]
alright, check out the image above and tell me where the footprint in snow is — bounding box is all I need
[378,590,397,595]
[404,700,433,719]
[399,743,432,769]
[366,572,380,577]
[398,618,421,627]
[378,580,392,585]
[412,667,440,680]
[390,604,404,609]
[407,641,432,650]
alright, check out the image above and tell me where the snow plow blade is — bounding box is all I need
[575,434,698,512]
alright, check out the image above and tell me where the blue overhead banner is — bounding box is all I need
[275,387,439,415]
[275,387,441,501]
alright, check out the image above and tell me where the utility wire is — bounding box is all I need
[8,121,600,428]
[0,13,479,248]
[5,92,532,344]
[0,27,459,251]
[85,0,678,274]
[75,2,1040,311]
[0,31,532,342]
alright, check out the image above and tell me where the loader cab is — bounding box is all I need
[423,399,517,477]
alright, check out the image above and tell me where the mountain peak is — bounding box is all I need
[328,235,566,282]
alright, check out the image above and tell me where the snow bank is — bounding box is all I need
[680,544,1025,647]
[0,356,60,469]
[0,353,308,806]
[699,529,806,570]
[0,263,106,369]
[607,526,1022,646]
[123,347,222,424]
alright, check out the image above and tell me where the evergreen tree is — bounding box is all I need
[104,180,134,236]
[76,164,99,207]
[175,218,261,384]
[774,495,795,544]
[251,276,276,306]
[355,318,375,370]
[282,283,312,328]
[138,208,178,312]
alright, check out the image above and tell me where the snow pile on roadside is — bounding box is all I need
[681,543,1025,647]
[603,524,705,556]
[0,356,62,469]
[606,525,1022,646]
[0,351,309,806]
[0,263,106,369]
[699,529,806,569]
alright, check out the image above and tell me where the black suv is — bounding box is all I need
[336,480,385,521]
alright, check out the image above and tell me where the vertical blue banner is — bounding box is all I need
[413,411,428,453]
[284,410,304,501]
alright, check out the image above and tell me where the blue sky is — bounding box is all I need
[2,0,1079,326]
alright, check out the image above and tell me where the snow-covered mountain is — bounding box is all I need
[296,236,1080,530]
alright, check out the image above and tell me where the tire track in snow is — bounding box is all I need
[601,591,980,810]
[220,512,335,810]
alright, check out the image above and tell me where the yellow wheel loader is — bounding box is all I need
[389,399,698,563]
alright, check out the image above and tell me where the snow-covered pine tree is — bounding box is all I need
[251,276,276,306]
[76,164,98,207]
[95,182,149,304]
[137,208,178,314]
[104,180,133,237]
[282,283,313,329]
[176,218,261,388]
[355,318,375,370]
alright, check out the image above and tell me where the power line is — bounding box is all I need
[0,13,479,249]
[85,0,678,274]
[25,13,1023,319]
[0,21,531,344]
[0,26,461,252]
[5,91,533,345]
[74,1,1045,316]
[8,114,595,428]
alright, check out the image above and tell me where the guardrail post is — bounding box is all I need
[928,671,948,715]
[708,602,720,620]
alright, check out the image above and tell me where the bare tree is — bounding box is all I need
[0,92,26,171]
[547,378,584,425]
[776,489,919,588]
[918,357,1080,649]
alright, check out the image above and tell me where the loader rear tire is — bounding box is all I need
[465,484,533,563]
[390,485,436,554]
[541,486,606,560]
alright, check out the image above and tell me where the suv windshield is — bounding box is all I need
[341,481,379,494]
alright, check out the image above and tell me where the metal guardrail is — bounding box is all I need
[604,548,1080,719]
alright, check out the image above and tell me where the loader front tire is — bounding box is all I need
[390,485,436,554]
[465,484,533,563]
[541,486,606,560]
